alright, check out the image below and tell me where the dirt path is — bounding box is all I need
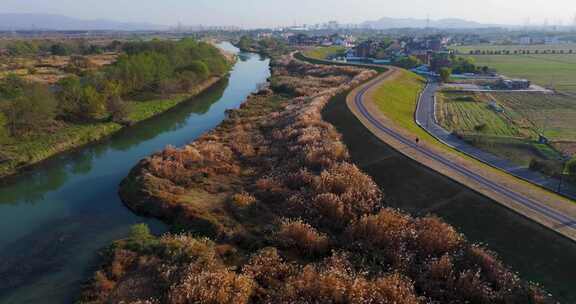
[346,67,576,242]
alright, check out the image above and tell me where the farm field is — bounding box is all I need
[303,46,346,60]
[437,90,575,167]
[437,91,529,138]
[453,43,576,54]
[493,92,576,155]
[465,54,576,93]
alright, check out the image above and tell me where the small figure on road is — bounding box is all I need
[415,137,420,145]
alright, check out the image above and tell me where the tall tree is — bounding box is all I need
[2,83,57,136]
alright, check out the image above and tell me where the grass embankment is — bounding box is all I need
[371,69,435,142]
[0,77,221,179]
[303,46,346,60]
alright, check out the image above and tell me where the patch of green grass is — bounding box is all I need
[0,121,122,176]
[372,69,429,139]
[463,135,562,167]
[0,112,9,143]
[303,46,346,60]
[127,94,190,122]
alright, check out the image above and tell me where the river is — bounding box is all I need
[0,42,270,304]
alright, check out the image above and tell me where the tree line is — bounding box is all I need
[1,39,122,57]
[0,38,230,137]
[467,49,575,55]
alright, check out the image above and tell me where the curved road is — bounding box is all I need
[350,70,576,239]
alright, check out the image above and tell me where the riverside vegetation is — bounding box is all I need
[79,54,556,303]
[0,38,231,178]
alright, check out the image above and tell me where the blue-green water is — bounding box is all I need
[0,42,270,304]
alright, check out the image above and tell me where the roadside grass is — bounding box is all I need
[303,46,346,60]
[462,135,561,167]
[464,54,576,93]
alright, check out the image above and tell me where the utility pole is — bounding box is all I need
[558,157,569,193]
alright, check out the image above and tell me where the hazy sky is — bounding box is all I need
[2,0,576,28]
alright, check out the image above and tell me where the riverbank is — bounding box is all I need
[82,54,554,303]
[0,76,225,180]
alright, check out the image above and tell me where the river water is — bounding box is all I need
[0,42,270,304]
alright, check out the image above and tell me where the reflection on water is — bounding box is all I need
[0,42,270,304]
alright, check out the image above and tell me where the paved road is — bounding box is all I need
[416,80,576,200]
[352,74,576,234]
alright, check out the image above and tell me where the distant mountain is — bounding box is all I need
[361,17,498,29]
[0,13,168,31]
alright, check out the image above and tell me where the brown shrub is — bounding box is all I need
[314,163,380,195]
[230,192,257,208]
[274,253,420,304]
[465,245,522,291]
[304,142,349,169]
[157,234,217,265]
[93,271,115,299]
[284,169,314,190]
[426,254,454,281]
[109,249,137,279]
[312,163,382,222]
[242,248,296,289]
[167,268,254,304]
[453,270,495,303]
[346,208,414,248]
[414,216,464,257]
[277,219,330,256]
[359,274,421,304]
[275,253,353,302]
[313,193,348,224]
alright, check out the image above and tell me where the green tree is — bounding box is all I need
[81,86,107,121]
[237,36,254,51]
[181,60,210,80]
[440,67,452,83]
[0,74,26,99]
[2,83,57,136]
[56,76,84,121]
[103,81,129,123]
[50,43,71,56]
[393,56,421,69]
[567,157,576,177]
